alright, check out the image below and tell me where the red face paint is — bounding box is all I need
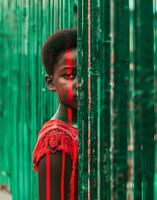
[52,49,77,112]
[64,33,77,125]
[65,49,74,124]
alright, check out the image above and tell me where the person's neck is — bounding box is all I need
[51,103,77,128]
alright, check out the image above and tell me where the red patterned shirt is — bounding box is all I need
[33,119,78,200]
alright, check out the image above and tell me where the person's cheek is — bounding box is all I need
[56,87,67,103]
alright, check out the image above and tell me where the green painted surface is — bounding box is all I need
[78,0,156,199]
[0,1,75,199]
[0,0,157,200]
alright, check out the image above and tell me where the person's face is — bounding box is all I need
[47,48,78,110]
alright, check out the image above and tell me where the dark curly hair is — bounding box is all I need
[42,28,77,75]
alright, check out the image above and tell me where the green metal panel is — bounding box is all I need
[134,1,155,200]
[110,0,130,199]
[78,0,156,200]
[99,0,111,199]
[0,1,75,200]
[154,1,157,200]
[78,0,89,198]
[1,0,157,200]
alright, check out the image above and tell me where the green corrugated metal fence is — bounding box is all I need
[78,0,157,200]
[0,0,75,199]
[0,0,157,200]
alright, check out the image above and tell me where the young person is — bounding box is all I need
[33,29,78,200]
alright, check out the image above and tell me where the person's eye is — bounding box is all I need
[63,73,75,79]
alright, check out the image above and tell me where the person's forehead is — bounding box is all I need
[57,49,77,65]
[60,49,77,59]
[54,49,77,72]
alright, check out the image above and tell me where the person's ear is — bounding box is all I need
[45,74,56,91]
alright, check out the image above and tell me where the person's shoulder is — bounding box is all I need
[38,119,78,141]
[33,119,78,172]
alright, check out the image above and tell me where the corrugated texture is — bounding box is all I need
[1,1,157,200]
[78,0,156,199]
[0,1,75,200]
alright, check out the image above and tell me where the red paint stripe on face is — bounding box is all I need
[65,49,73,124]
[46,153,50,200]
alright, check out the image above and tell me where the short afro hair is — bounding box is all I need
[42,28,77,75]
